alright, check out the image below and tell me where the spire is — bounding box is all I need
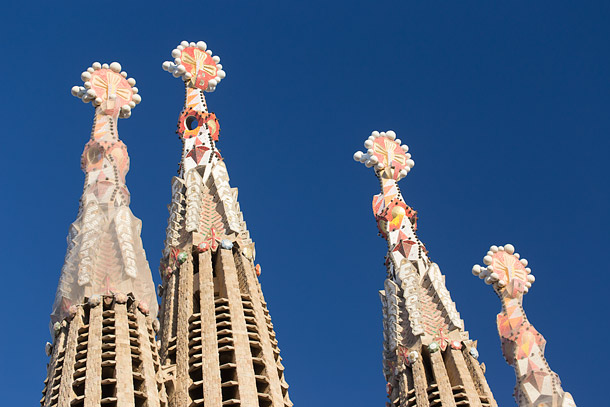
[473,244,576,407]
[51,62,156,325]
[156,41,292,407]
[41,63,165,407]
[354,131,497,407]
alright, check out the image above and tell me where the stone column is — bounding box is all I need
[239,254,284,406]
[217,249,258,406]
[84,303,103,407]
[198,251,223,405]
[57,311,83,406]
[115,302,135,406]
[444,348,482,406]
[429,351,456,407]
[136,311,162,407]
[175,252,194,405]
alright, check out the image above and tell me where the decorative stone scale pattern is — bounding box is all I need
[355,131,497,407]
[473,244,576,407]
[51,62,156,325]
[158,41,292,407]
[42,63,166,407]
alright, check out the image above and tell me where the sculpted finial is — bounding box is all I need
[472,244,535,295]
[70,62,141,118]
[162,40,226,91]
[353,130,414,181]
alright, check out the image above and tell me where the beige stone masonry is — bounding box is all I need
[444,348,482,407]
[176,252,194,406]
[198,251,223,406]
[57,310,82,406]
[217,248,259,406]
[136,309,162,407]
[84,302,103,407]
[429,350,457,407]
[115,303,136,406]
[238,252,285,406]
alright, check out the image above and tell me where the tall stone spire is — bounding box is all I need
[42,63,165,407]
[158,41,292,407]
[354,131,497,407]
[472,244,576,407]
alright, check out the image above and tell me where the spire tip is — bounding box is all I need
[163,41,225,92]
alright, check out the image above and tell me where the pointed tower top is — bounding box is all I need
[51,62,156,325]
[353,130,415,181]
[70,61,141,118]
[473,244,576,406]
[162,40,226,92]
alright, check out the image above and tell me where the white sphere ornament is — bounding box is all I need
[504,244,515,254]
[132,94,142,104]
[71,86,80,96]
[472,265,481,275]
[92,62,101,70]
[127,78,136,86]
[483,255,493,265]
[102,63,109,69]
[197,41,207,50]
[353,151,363,161]
[171,49,181,58]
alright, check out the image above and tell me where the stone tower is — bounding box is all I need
[472,244,576,407]
[157,41,292,407]
[41,62,166,407]
[353,131,497,407]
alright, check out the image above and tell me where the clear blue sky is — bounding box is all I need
[1,1,608,405]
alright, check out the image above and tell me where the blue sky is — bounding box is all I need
[1,1,608,405]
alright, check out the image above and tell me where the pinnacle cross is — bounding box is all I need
[473,244,576,407]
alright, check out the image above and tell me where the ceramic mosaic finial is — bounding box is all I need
[71,62,141,118]
[355,131,497,407]
[353,130,415,181]
[473,244,576,407]
[162,40,226,92]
